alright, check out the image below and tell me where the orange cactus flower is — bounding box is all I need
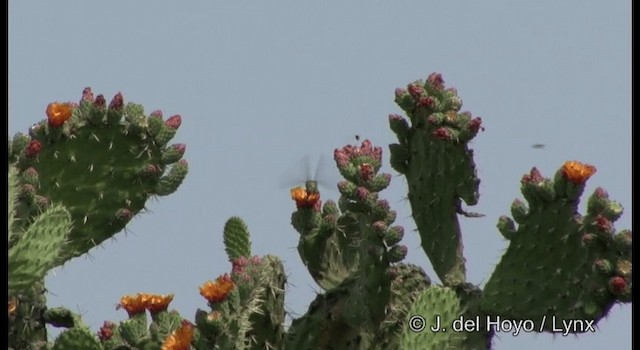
[562,161,597,184]
[290,187,320,208]
[46,102,73,127]
[117,293,149,317]
[8,298,18,316]
[162,320,194,350]
[199,274,234,304]
[147,293,174,314]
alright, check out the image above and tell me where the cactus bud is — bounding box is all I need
[433,127,451,140]
[97,321,116,342]
[407,83,424,98]
[372,221,387,236]
[81,87,94,103]
[497,215,517,240]
[384,226,405,246]
[592,259,613,275]
[161,143,187,164]
[108,92,124,110]
[165,115,182,129]
[613,230,632,255]
[594,215,613,235]
[24,140,43,158]
[616,260,632,277]
[94,94,106,108]
[510,199,528,224]
[387,245,408,263]
[609,276,627,295]
[115,208,133,223]
[150,110,163,118]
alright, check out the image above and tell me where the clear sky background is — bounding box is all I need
[9,1,631,349]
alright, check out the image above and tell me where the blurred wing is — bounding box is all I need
[313,153,340,191]
[278,154,313,189]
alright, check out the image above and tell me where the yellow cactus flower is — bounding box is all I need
[562,161,597,184]
[199,274,234,304]
[46,102,73,127]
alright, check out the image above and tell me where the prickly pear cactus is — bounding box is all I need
[9,76,630,350]
[8,165,73,349]
[387,73,631,349]
[389,73,483,286]
[8,88,189,349]
[9,87,189,266]
[286,140,418,349]
[8,166,72,296]
[481,163,631,331]
[195,217,286,350]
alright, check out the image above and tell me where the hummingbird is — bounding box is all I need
[279,154,336,193]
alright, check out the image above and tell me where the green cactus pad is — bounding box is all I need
[11,89,188,266]
[203,255,286,350]
[399,286,468,350]
[285,284,376,350]
[223,216,252,261]
[118,313,151,347]
[244,255,287,350]
[148,310,183,344]
[8,204,72,295]
[374,264,432,350]
[291,201,361,290]
[52,326,102,350]
[481,165,632,332]
[389,74,484,286]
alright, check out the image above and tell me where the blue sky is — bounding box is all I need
[9,1,631,349]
